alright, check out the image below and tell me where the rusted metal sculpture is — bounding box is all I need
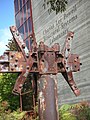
[0,26,81,120]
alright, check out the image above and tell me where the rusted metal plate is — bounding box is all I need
[61,71,80,96]
[9,51,25,62]
[0,51,26,72]
[67,71,80,96]
[12,71,29,94]
[39,51,57,74]
[10,62,26,72]
[67,54,80,72]
[52,43,60,52]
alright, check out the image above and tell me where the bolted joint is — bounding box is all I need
[22,43,26,49]
[80,63,82,65]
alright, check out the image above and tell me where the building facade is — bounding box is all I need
[14,0,90,106]
[14,0,34,50]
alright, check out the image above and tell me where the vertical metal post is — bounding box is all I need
[20,95,22,111]
[38,75,59,120]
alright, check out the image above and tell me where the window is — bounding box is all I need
[15,0,19,13]
[18,25,24,40]
[27,0,30,17]
[30,37,33,48]
[25,21,28,38]
[15,13,20,28]
[28,17,32,33]
[25,37,33,51]
[27,37,33,50]
[20,0,22,9]
[23,0,25,5]
[20,9,23,24]
[23,5,26,22]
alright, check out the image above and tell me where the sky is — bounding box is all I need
[0,0,15,55]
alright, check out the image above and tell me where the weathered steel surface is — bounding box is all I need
[38,75,58,120]
[61,71,80,96]
[0,25,81,120]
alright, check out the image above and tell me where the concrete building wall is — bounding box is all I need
[31,0,90,105]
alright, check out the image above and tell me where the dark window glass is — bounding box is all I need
[15,0,19,13]
[25,21,28,38]
[15,13,20,28]
[23,5,26,22]
[18,25,24,39]
[20,8,23,24]
[28,17,32,33]
[30,37,33,48]
[20,0,22,9]
[23,0,25,5]
[25,39,29,50]
[27,0,30,17]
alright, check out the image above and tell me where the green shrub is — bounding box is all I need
[60,112,76,120]
[59,102,90,120]
[59,104,71,113]
[0,101,26,120]
[58,104,76,120]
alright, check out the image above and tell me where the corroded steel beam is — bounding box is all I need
[38,75,59,120]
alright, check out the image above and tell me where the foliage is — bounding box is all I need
[60,112,76,120]
[0,101,39,120]
[6,39,20,51]
[70,101,90,120]
[59,104,76,120]
[59,104,71,114]
[0,101,26,120]
[44,0,68,14]
[0,38,20,111]
[59,101,90,120]
[0,73,19,110]
[0,101,90,120]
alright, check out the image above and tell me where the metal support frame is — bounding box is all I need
[38,75,58,120]
[0,26,82,120]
